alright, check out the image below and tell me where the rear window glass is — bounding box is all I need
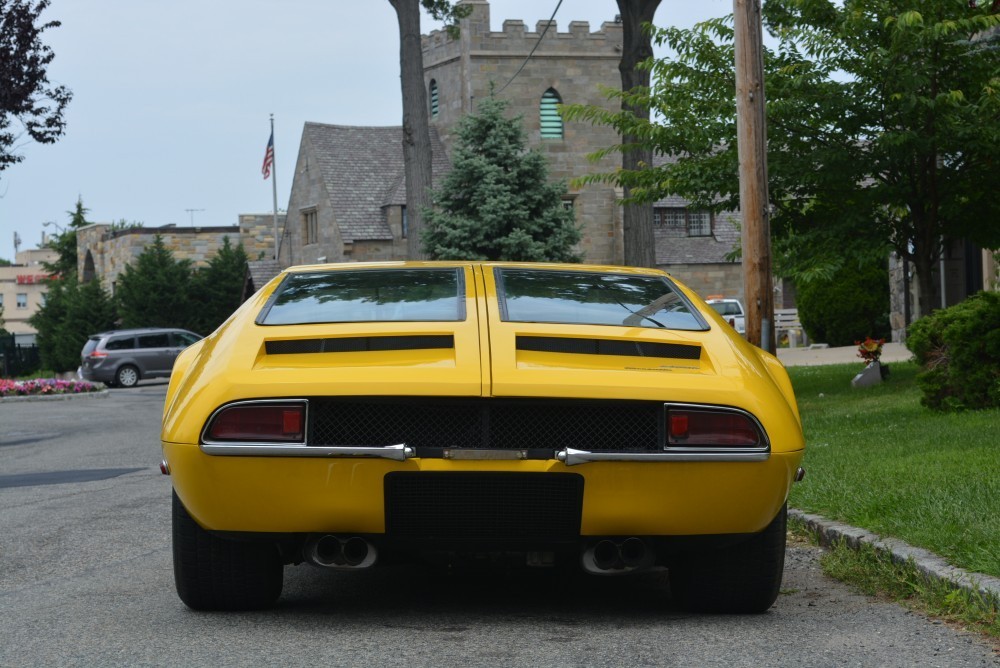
[709,301,743,317]
[82,338,100,356]
[105,337,135,351]
[496,269,707,331]
[258,268,466,325]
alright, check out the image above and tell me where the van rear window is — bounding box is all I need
[258,269,466,325]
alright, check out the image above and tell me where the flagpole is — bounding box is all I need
[269,114,280,261]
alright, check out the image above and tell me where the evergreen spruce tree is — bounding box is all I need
[29,275,116,372]
[115,235,193,329]
[422,97,581,262]
[188,236,249,335]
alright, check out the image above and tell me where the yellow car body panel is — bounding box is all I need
[162,261,804,538]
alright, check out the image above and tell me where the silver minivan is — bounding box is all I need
[79,328,202,387]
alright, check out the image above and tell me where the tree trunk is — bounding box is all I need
[390,0,434,260]
[616,0,661,268]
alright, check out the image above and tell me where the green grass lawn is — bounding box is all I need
[787,361,1000,578]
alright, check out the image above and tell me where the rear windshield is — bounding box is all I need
[82,338,100,356]
[258,268,466,325]
[496,269,707,331]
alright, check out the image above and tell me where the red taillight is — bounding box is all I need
[207,404,305,442]
[667,409,761,447]
[89,351,108,359]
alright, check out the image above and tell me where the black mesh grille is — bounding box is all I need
[517,335,701,360]
[384,472,584,542]
[309,398,662,452]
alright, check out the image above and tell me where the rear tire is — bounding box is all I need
[172,491,283,610]
[669,504,787,614]
[115,365,140,388]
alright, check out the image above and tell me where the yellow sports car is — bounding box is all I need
[161,261,805,612]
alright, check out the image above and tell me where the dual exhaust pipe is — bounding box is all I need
[305,534,377,570]
[581,537,653,574]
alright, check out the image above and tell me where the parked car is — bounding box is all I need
[80,328,202,388]
[706,297,746,335]
[161,262,804,612]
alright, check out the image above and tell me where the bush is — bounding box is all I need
[796,262,891,347]
[906,291,1000,411]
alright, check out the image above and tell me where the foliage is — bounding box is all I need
[422,97,581,262]
[43,196,90,277]
[796,261,891,346]
[788,361,1000,578]
[561,1,1000,313]
[29,274,116,372]
[188,236,249,335]
[906,291,1000,411]
[115,235,193,329]
[0,0,72,174]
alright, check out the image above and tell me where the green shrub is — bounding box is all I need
[906,291,1000,411]
[796,262,891,346]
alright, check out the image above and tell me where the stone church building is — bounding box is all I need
[275,0,745,301]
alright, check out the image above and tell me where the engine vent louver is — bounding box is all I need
[266,335,454,355]
[517,335,701,361]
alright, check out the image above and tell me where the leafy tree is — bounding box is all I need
[562,1,1000,317]
[29,274,115,372]
[115,235,193,329]
[422,97,581,262]
[387,0,470,260]
[43,196,89,277]
[188,236,249,335]
[796,260,891,346]
[0,0,72,175]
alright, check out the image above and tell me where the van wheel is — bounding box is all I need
[115,365,140,388]
[668,504,787,614]
[172,491,283,611]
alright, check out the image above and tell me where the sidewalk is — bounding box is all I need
[777,341,911,367]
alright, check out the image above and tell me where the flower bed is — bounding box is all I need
[0,378,104,397]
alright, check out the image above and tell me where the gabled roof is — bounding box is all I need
[302,123,450,242]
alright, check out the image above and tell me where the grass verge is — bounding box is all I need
[787,361,1000,578]
[789,518,999,639]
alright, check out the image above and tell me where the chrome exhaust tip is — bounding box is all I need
[305,535,377,570]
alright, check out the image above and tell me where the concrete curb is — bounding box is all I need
[790,508,1000,607]
[0,389,110,404]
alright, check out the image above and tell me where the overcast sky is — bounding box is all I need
[0,0,734,262]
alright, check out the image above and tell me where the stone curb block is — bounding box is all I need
[790,508,1000,608]
[0,389,110,404]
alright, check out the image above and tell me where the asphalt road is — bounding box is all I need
[1,385,997,667]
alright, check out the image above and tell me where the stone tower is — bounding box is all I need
[422,0,625,264]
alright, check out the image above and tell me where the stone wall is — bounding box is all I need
[423,0,624,264]
[77,224,241,293]
[239,213,284,261]
[660,262,744,303]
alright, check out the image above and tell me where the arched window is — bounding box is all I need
[429,79,439,118]
[540,88,563,139]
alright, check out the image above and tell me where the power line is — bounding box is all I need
[495,0,564,95]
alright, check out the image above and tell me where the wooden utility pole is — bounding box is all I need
[734,0,775,352]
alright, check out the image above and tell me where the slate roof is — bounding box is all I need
[244,259,282,299]
[303,123,450,242]
[649,153,741,266]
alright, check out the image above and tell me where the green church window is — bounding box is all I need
[429,80,439,118]
[540,88,563,139]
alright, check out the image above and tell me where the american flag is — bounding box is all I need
[262,131,274,179]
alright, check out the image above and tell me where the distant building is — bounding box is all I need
[0,248,58,344]
[76,216,280,294]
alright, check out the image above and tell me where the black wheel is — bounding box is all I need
[669,504,787,614]
[172,491,283,611]
[115,365,140,388]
